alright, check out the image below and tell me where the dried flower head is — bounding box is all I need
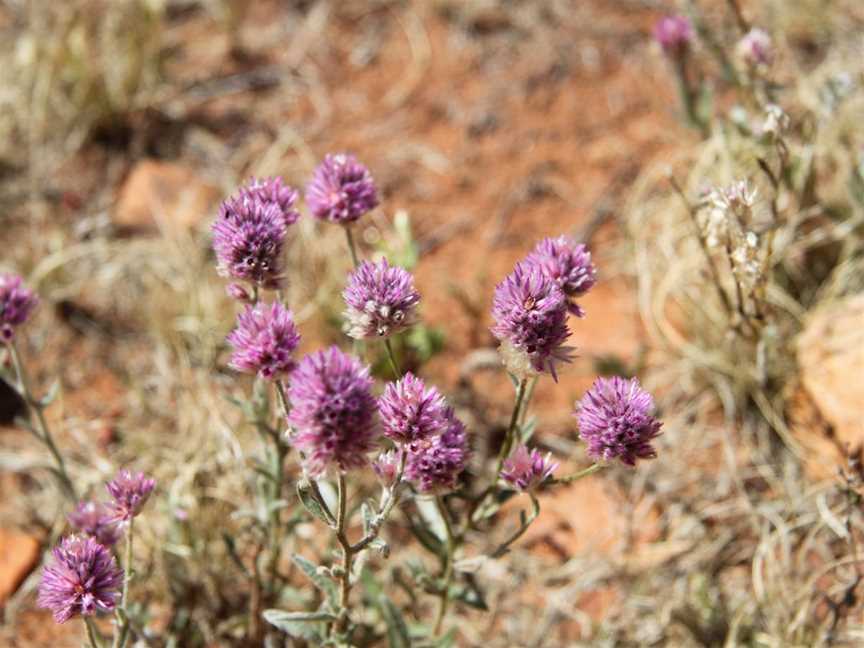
[760,104,789,140]
[0,274,39,343]
[106,469,156,522]
[372,449,403,486]
[242,176,301,227]
[405,411,470,494]
[576,376,662,466]
[306,153,378,224]
[491,261,573,380]
[736,28,773,67]
[227,301,300,380]
[212,198,287,289]
[287,346,379,476]
[654,15,693,58]
[343,258,421,339]
[500,445,558,491]
[68,501,121,547]
[526,236,597,317]
[378,372,448,447]
[37,536,123,623]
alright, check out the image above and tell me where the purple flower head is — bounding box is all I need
[737,28,773,67]
[500,445,558,492]
[654,15,693,58]
[212,197,286,289]
[343,258,421,339]
[372,449,403,486]
[525,236,597,317]
[227,301,300,381]
[242,176,301,227]
[576,376,662,466]
[106,469,156,522]
[68,501,121,547]
[306,153,378,224]
[378,372,448,448]
[491,261,573,381]
[37,535,123,623]
[286,346,379,476]
[405,411,470,494]
[0,274,39,343]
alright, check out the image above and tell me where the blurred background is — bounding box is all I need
[2,0,864,646]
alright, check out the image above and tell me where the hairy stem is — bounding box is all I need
[496,378,527,475]
[383,338,401,379]
[113,517,134,648]
[552,462,605,484]
[490,493,540,558]
[432,496,456,637]
[85,617,103,648]
[334,474,353,634]
[8,341,76,500]
[344,226,360,268]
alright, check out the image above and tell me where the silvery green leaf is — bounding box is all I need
[291,554,337,604]
[262,609,333,639]
[296,481,336,528]
[39,380,60,408]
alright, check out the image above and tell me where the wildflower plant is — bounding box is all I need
[12,157,662,645]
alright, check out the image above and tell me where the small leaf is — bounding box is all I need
[39,380,60,408]
[291,554,338,604]
[296,481,335,528]
[449,584,488,611]
[263,609,332,639]
[378,597,410,648]
[361,500,377,535]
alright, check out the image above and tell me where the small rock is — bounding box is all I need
[795,293,864,474]
[0,529,41,603]
[114,160,219,233]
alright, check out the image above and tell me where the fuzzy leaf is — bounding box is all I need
[296,481,335,528]
[291,554,337,604]
[378,597,410,648]
[262,609,332,639]
[39,380,60,408]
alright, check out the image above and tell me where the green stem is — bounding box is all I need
[113,517,134,648]
[490,493,540,558]
[344,226,360,268]
[274,379,290,419]
[334,474,353,634]
[552,462,605,484]
[495,378,527,475]
[8,341,76,501]
[383,338,401,379]
[84,617,103,648]
[432,496,456,637]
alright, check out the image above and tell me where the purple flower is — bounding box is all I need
[736,28,773,67]
[212,197,286,289]
[227,301,300,380]
[378,372,448,447]
[68,501,121,547]
[576,376,662,466]
[242,176,301,227]
[654,15,693,58]
[525,236,597,317]
[343,258,421,339]
[306,153,378,224]
[490,262,573,380]
[37,536,123,623]
[106,469,156,522]
[405,411,470,494]
[500,445,558,491]
[286,346,379,476]
[0,274,39,343]
[372,449,403,486]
